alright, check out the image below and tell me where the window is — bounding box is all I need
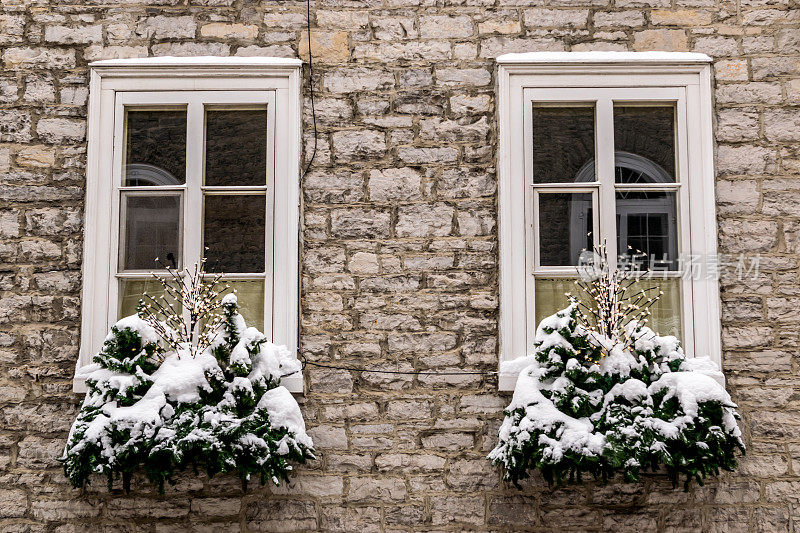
[496,52,720,390]
[76,57,302,393]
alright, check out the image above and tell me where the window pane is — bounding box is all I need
[204,195,266,273]
[532,106,595,184]
[119,279,180,320]
[538,192,593,266]
[534,277,682,339]
[205,109,267,187]
[534,278,577,328]
[616,191,678,270]
[227,280,265,331]
[122,194,181,271]
[627,277,682,338]
[124,110,186,186]
[613,106,675,183]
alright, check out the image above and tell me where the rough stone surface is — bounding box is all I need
[0,1,797,531]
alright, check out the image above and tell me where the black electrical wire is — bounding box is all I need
[278,354,500,378]
[300,0,317,181]
[283,1,496,382]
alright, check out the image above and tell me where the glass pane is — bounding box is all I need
[613,105,676,183]
[616,191,678,271]
[534,278,577,328]
[627,277,682,338]
[202,280,265,333]
[226,280,265,331]
[538,192,593,266]
[119,279,180,320]
[122,194,181,271]
[534,277,682,339]
[532,105,595,184]
[204,195,266,273]
[205,109,267,187]
[124,109,186,186]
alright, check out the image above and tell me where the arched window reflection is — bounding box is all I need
[570,152,678,270]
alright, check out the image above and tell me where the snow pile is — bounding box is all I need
[61,295,314,493]
[489,305,744,489]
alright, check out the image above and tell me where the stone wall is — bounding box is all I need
[0,0,799,531]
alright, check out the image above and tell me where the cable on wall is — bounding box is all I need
[300,0,318,181]
[284,1,498,382]
[279,354,501,378]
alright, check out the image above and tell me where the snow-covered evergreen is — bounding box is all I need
[489,303,744,489]
[62,294,314,493]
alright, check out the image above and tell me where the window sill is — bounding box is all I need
[498,373,518,392]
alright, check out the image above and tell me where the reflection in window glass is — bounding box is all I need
[204,195,266,273]
[119,279,180,320]
[207,280,265,332]
[534,277,682,338]
[613,106,676,182]
[616,191,678,270]
[538,192,593,266]
[627,277,682,338]
[532,106,595,183]
[122,194,181,271]
[205,109,267,187]
[124,110,186,186]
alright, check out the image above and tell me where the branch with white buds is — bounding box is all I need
[137,255,231,359]
[567,240,663,358]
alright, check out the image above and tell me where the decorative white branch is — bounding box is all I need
[138,255,231,359]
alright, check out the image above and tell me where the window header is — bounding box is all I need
[89,56,303,68]
[496,51,712,65]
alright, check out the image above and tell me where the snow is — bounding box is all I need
[599,343,642,378]
[108,315,159,344]
[496,51,712,64]
[257,386,313,449]
[499,354,537,375]
[605,378,649,405]
[90,56,302,67]
[681,355,725,385]
[110,387,167,428]
[490,304,744,484]
[493,364,606,463]
[649,371,741,436]
[250,340,302,383]
[151,350,219,404]
[63,295,314,492]
[529,303,587,357]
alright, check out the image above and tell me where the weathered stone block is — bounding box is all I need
[299,30,349,62]
[396,204,454,237]
[524,8,590,27]
[368,168,421,202]
[36,119,85,144]
[632,29,689,50]
[765,109,800,142]
[44,25,102,44]
[419,15,474,39]
[200,23,258,39]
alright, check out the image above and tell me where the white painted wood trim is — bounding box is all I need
[90,56,302,68]
[75,60,303,394]
[497,51,712,64]
[496,55,721,391]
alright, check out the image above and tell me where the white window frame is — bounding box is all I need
[75,57,303,393]
[496,52,719,391]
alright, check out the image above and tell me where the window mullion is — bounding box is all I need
[596,98,617,269]
[185,99,204,272]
